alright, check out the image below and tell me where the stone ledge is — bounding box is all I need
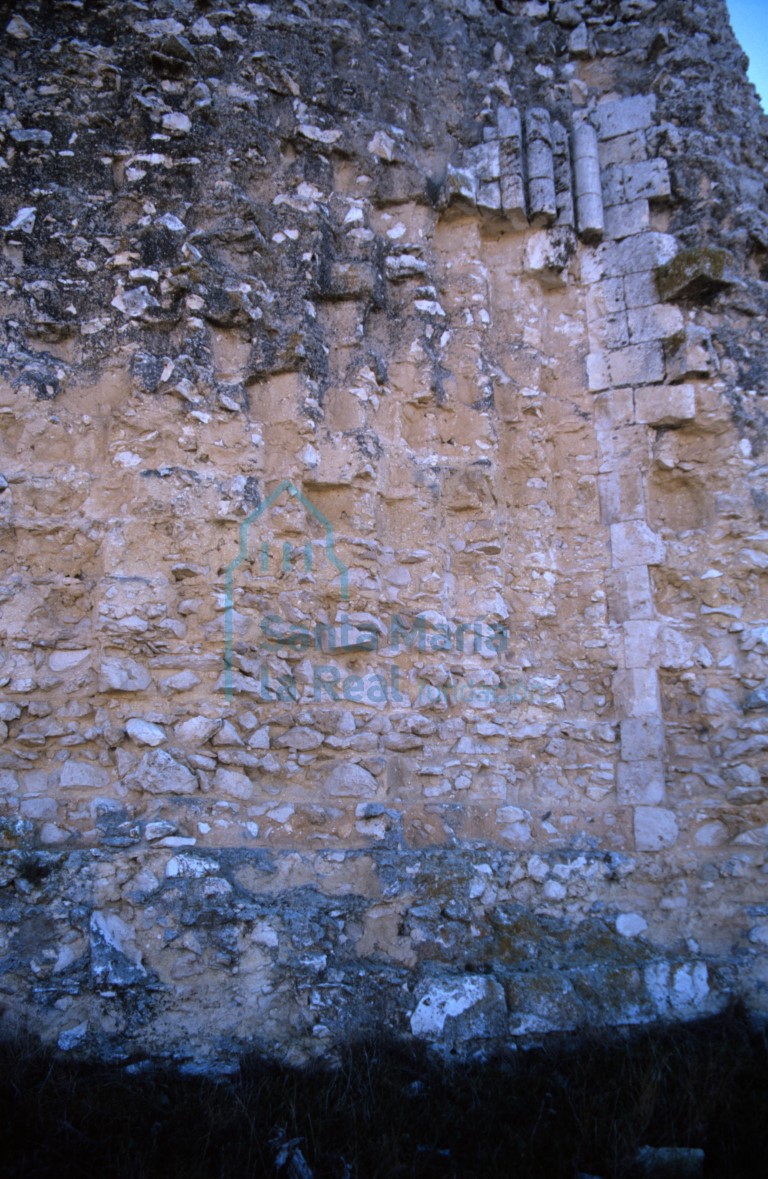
[634,383,696,426]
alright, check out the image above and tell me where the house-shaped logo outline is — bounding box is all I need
[223,479,349,700]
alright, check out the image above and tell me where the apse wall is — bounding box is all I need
[0,0,767,1067]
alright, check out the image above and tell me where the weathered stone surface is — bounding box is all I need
[656,247,734,302]
[635,383,696,426]
[128,750,197,795]
[410,976,507,1044]
[634,807,679,852]
[90,911,147,987]
[324,763,378,798]
[125,719,166,747]
[60,761,110,790]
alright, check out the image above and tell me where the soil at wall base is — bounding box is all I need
[0,1006,766,1178]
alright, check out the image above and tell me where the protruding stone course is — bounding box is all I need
[655,247,735,302]
[634,384,696,426]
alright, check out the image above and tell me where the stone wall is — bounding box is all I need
[0,0,766,1068]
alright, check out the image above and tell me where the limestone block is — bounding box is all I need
[385,254,427,280]
[627,302,683,344]
[213,767,253,799]
[634,806,678,851]
[608,341,665,386]
[594,94,656,141]
[528,176,557,225]
[611,520,665,569]
[175,716,222,744]
[694,821,729,847]
[586,349,610,392]
[568,22,589,56]
[645,961,709,1015]
[166,854,219,878]
[734,825,768,846]
[477,179,502,213]
[616,912,648,937]
[622,620,660,666]
[0,770,19,796]
[497,105,522,140]
[593,387,635,428]
[617,761,666,804]
[599,130,649,167]
[601,164,626,209]
[655,246,733,301]
[49,649,90,671]
[634,383,696,426]
[604,199,650,241]
[591,311,630,350]
[607,567,654,622]
[446,163,476,205]
[60,760,111,789]
[664,325,714,381]
[21,796,58,819]
[90,910,146,987]
[624,158,671,202]
[99,659,152,692]
[623,270,659,309]
[613,668,661,716]
[602,232,679,279]
[40,823,70,845]
[325,762,377,797]
[410,975,507,1043]
[58,1023,89,1052]
[620,716,664,762]
[597,464,645,524]
[586,276,626,320]
[744,681,768,711]
[524,226,577,288]
[465,140,501,181]
[125,718,166,747]
[127,749,198,795]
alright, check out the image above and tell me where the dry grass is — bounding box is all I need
[0,1004,766,1177]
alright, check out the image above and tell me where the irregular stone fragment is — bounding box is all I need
[634,807,678,851]
[410,976,507,1043]
[61,761,111,789]
[125,718,166,747]
[213,767,252,799]
[90,911,146,987]
[324,762,377,797]
[655,247,734,302]
[129,749,197,795]
[99,660,152,693]
[744,681,768,710]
